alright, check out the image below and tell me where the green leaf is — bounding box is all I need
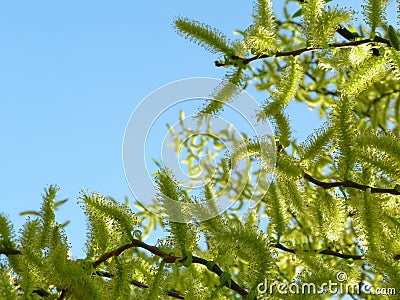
[245,287,257,300]
[19,210,41,216]
[219,271,232,288]
[54,198,68,208]
[182,251,193,267]
[292,8,302,18]
[206,260,216,271]
[387,216,400,229]
[60,220,70,228]
[346,258,354,265]
[388,25,400,50]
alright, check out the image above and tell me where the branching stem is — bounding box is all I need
[215,36,391,67]
[273,243,363,260]
[92,239,250,298]
[303,172,400,196]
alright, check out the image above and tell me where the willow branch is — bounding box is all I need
[3,241,248,298]
[0,248,21,256]
[273,243,364,260]
[95,270,184,299]
[92,239,250,298]
[57,289,67,300]
[215,36,391,67]
[32,288,51,297]
[364,89,400,116]
[303,172,400,196]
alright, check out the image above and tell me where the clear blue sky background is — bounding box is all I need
[0,0,397,262]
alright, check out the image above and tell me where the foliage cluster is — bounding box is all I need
[1,0,400,299]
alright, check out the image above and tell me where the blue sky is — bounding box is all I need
[0,0,397,262]
[0,1,252,256]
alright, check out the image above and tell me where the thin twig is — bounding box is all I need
[215,36,391,67]
[57,289,67,300]
[303,172,400,196]
[273,243,363,260]
[0,248,21,256]
[95,270,185,299]
[363,89,400,116]
[32,288,51,297]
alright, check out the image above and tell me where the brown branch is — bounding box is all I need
[273,243,364,260]
[363,89,400,116]
[3,240,249,298]
[215,36,391,67]
[0,248,21,256]
[95,270,184,299]
[32,288,51,297]
[303,172,400,196]
[302,71,338,96]
[92,239,251,298]
[57,289,67,300]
